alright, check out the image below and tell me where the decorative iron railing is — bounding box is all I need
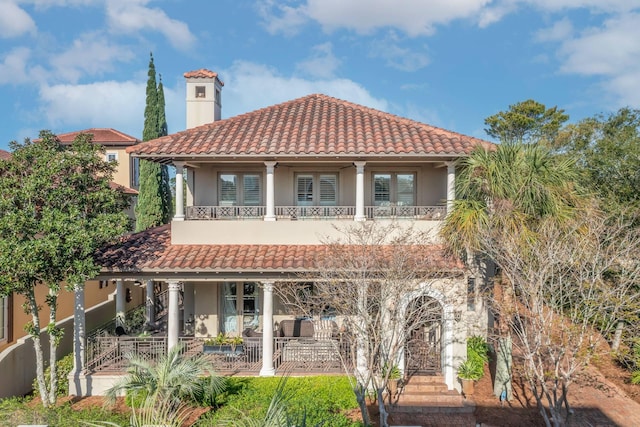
[84,335,353,375]
[185,205,446,221]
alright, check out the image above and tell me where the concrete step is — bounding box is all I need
[402,383,450,393]
[404,374,445,384]
[387,400,475,414]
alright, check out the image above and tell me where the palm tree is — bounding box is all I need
[441,140,583,259]
[105,343,225,407]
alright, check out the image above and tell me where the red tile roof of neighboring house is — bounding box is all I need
[96,224,464,274]
[184,69,224,85]
[55,128,140,147]
[0,149,11,160]
[109,182,138,195]
[127,93,492,159]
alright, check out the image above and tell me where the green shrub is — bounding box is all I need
[631,370,640,385]
[0,397,129,427]
[195,376,359,427]
[467,335,490,363]
[32,353,75,398]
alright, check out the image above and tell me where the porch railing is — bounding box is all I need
[85,336,353,375]
[185,205,446,221]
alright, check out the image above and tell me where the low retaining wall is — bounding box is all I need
[0,295,116,399]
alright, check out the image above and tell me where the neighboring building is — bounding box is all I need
[68,69,495,396]
[0,131,143,398]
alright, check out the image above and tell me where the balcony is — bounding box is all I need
[185,205,446,221]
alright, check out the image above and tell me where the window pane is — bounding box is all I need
[220,174,237,206]
[243,175,260,206]
[296,175,313,206]
[374,174,391,205]
[319,175,337,206]
[397,174,415,206]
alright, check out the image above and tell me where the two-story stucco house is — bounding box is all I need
[68,69,494,397]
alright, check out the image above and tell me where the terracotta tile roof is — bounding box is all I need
[55,128,139,147]
[0,149,11,160]
[96,224,464,274]
[127,94,492,159]
[109,182,138,195]
[184,68,224,86]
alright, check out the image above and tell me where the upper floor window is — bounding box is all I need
[195,86,206,98]
[219,173,261,206]
[106,152,118,163]
[130,157,139,189]
[373,173,415,206]
[215,88,221,105]
[296,174,337,206]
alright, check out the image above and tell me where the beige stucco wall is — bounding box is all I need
[105,146,133,189]
[172,219,441,245]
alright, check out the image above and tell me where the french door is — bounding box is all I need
[222,282,260,335]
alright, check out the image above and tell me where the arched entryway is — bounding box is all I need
[404,295,444,375]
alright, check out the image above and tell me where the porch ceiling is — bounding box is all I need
[95,223,464,279]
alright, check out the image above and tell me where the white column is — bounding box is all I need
[167,281,181,351]
[264,161,277,221]
[174,162,185,221]
[71,283,86,394]
[145,280,155,328]
[115,279,125,328]
[259,281,275,376]
[446,161,456,214]
[354,161,366,221]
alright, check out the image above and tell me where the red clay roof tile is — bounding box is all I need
[127,94,492,159]
[96,224,464,274]
[0,149,11,160]
[55,128,140,146]
[184,69,224,85]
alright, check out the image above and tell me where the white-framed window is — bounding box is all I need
[295,173,337,206]
[131,157,140,188]
[106,152,118,163]
[221,282,260,335]
[219,173,261,206]
[373,173,415,206]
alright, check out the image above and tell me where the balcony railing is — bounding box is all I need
[185,205,446,220]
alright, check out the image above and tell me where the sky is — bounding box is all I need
[1,0,640,151]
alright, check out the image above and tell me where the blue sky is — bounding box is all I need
[1,0,639,151]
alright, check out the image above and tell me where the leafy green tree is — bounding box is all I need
[555,107,640,217]
[135,53,172,231]
[0,132,130,406]
[484,99,569,144]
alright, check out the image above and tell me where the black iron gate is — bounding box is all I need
[405,296,442,375]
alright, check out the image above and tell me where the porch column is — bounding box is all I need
[259,281,275,376]
[354,161,366,221]
[167,281,181,351]
[264,161,277,221]
[174,162,185,221]
[145,280,155,328]
[446,161,456,214]
[71,283,86,394]
[115,279,125,328]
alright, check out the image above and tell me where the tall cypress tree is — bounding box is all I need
[135,53,172,232]
[157,75,172,223]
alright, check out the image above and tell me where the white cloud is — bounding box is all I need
[260,0,493,37]
[295,42,341,78]
[370,31,429,72]
[535,18,573,42]
[39,80,146,135]
[554,13,640,107]
[219,60,389,120]
[0,47,32,84]
[105,0,196,50]
[0,1,37,38]
[258,0,309,36]
[49,32,135,83]
[521,0,640,13]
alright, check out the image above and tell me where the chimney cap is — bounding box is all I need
[184,69,224,86]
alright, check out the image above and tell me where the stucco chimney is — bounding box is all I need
[184,69,224,129]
